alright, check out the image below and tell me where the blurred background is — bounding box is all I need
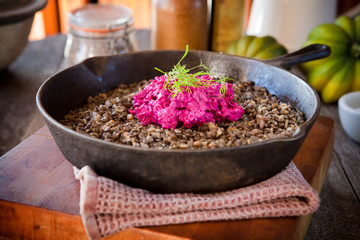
[29,0,151,41]
[29,0,360,41]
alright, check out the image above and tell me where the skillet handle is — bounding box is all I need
[263,44,331,68]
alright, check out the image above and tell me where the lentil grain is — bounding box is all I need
[62,78,305,150]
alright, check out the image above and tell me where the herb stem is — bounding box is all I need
[155,44,232,97]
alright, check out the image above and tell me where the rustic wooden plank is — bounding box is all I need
[104,228,191,240]
[294,116,334,189]
[320,104,360,200]
[0,199,188,240]
[305,153,360,239]
[0,200,87,240]
[0,126,80,215]
[2,33,358,239]
[122,116,335,240]
[0,117,332,239]
[303,106,360,239]
[293,117,335,240]
[0,116,334,240]
[141,217,297,240]
[0,116,332,211]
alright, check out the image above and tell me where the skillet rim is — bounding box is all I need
[36,49,321,154]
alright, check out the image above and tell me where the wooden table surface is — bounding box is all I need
[0,31,359,239]
[0,115,334,240]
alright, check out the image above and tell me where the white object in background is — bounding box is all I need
[246,0,337,52]
[338,91,360,143]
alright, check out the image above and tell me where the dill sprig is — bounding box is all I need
[155,45,232,97]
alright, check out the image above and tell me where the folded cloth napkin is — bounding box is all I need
[74,161,320,240]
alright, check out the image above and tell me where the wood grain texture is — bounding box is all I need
[117,116,335,240]
[305,106,360,239]
[1,32,359,239]
[0,127,80,215]
[320,105,360,199]
[0,200,86,240]
[0,116,334,240]
[104,228,191,240]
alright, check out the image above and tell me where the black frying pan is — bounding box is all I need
[36,44,330,193]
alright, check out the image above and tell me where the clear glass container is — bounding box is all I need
[63,4,138,67]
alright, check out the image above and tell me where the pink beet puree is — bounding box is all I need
[130,75,244,129]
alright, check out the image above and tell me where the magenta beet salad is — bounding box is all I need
[130,45,244,129]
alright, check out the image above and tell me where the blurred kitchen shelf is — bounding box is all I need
[29,0,359,42]
[29,0,151,41]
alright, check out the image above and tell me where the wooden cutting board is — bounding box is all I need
[0,116,334,240]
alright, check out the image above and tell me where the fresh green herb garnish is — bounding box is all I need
[155,45,233,97]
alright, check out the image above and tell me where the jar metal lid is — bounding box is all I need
[68,4,134,33]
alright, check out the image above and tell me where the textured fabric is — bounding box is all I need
[74,162,320,240]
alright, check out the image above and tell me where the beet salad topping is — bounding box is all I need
[130,74,244,129]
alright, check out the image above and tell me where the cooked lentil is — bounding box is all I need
[62,78,305,149]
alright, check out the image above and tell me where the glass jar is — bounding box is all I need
[63,4,138,67]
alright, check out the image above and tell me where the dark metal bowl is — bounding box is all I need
[0,0,48,70]
[36,44,329,193]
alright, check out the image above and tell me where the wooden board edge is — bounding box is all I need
[0,116,336,240]
[0,199,87,240]
[104,227,193,240]
[292,117,335,240]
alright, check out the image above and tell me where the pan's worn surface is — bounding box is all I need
[36,44,329,193]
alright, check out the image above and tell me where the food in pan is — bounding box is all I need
[62,47,306,150]
[130,46,244,129]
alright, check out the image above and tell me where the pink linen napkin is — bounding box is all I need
[74,161,320,240]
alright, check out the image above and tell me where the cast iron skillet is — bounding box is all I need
[36,44,330,193]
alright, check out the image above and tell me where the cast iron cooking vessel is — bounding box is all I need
[36,44,330,193]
